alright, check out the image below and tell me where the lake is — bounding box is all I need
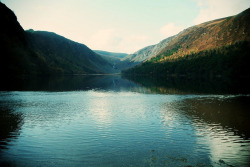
[1,75,250,167]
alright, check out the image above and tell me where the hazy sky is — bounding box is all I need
[2,0,250,53]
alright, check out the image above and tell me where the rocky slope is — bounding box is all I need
[117,36,175,70]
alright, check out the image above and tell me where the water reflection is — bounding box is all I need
[0,106,23,149]
[182,96,250,138]
[1,75,138,92]
[0,102,23,166]
[2,75,250,95]
[0,75,250,166]
[169,96,250,166]
[87,92,113,128]
[124,75,250,94]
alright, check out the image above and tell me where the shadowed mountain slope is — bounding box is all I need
[0,2,48,76]
[94,50,128,71]
[26,30,116,74]
[0,2,115,76]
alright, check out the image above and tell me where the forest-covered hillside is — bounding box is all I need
[123,41,250,78]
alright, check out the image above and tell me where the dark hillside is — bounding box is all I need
[26,30,115,74]
[0,2,115,76]
[0,2,50,76]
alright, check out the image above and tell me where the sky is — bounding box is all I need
[2,0,250,53]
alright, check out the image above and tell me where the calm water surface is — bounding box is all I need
[0,75,250,167]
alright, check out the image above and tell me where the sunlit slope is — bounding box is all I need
[154,8,250,62]
[123,8,250,78]
[118,36,175,70]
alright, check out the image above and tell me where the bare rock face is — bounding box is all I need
[117,36,175,70]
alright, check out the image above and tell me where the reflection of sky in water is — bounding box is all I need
[160,101,212,165]
[0,91,249,166]
[179,96,250,166]
[193,120,250,166]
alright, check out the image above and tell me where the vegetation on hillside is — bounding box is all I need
[26,30,115,74]
[156,8,250,60]
[123,41,250,78]
[1,1,250,78]
[123,8,250,77]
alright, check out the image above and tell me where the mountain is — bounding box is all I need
[94,50,128,71]
[154,8,250,60]
[0,2,115,76]
[26,30,116,74]
[0,2,47,76]
[123,8,250,78]
[117,36,175,70]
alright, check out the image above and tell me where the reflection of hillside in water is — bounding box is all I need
[169,96,250,166]
[4,75,250,94]
[124,75,250,94]
[0,104,23,150]
[1,75,139,92]
[180,96,250,138]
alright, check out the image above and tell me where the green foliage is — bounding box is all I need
[123,41,250,78]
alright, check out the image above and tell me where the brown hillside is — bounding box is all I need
[155,8,250,61]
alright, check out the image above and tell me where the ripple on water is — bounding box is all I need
[0,92,250,166]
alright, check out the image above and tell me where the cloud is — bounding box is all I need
[160,23,184,38]
[88,29,121,49]
[87,29,149,53]
[117,34,149,53]
[194,0,250,24]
